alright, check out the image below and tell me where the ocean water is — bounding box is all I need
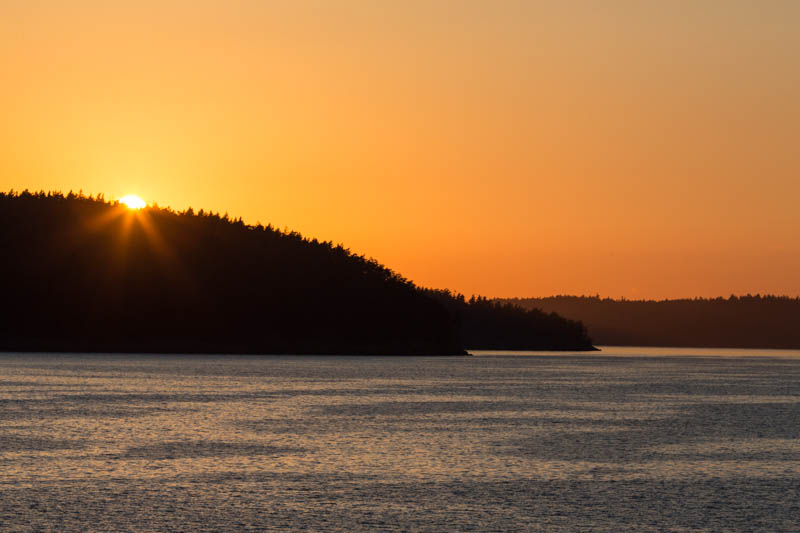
[1,347,799,531]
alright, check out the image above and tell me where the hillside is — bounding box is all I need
[427,291,595,351]
[507,295,800,349]
[0,191,594,354]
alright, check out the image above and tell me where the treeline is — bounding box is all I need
[506,295,800,349]
[0,191,594,354]
[426,291,594,351]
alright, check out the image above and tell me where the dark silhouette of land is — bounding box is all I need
[0,191,595,355]
[426,291,595,351]
[507,295,800,349]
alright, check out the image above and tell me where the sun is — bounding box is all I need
[120,194,146,210]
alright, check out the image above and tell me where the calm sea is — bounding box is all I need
[2,347,799,531]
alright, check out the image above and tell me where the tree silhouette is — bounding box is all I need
[507,295,800,349]
[0,191,595,354]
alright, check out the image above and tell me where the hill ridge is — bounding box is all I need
[0,190,594,354]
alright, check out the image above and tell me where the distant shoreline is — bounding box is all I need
[505,296,800,351]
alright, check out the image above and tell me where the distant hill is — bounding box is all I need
[506,295,800,349]
[0,191,594,354]
[426,291,595,351]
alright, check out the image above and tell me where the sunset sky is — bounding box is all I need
[2,1,798,299]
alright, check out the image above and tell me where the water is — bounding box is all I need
[1,347,799,531]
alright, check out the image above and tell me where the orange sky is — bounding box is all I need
[2,1,799,299]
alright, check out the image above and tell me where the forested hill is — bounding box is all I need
[0,191,594,354]
[426,291,594,351]
[506,296,800,349]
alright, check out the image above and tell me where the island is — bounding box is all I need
[0,191,595,355]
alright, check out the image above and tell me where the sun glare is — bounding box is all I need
[120,194,146,210]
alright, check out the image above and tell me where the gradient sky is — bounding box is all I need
[2,1,798,298]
